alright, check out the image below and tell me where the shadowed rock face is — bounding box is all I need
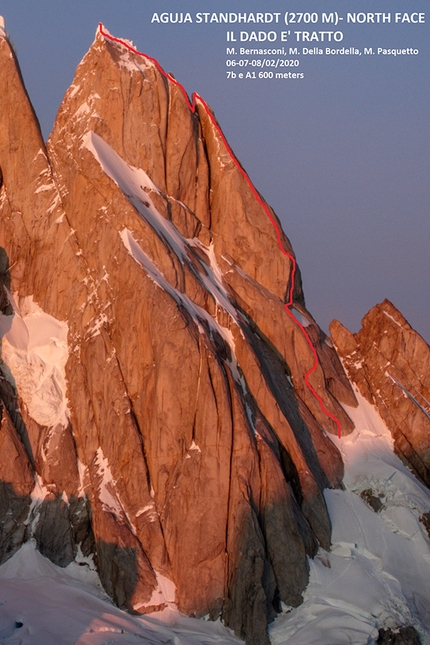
[331,299,430,488]
[377,625,422,645]
[0,26,357,644]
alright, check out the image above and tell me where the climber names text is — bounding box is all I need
[225,43,421,81]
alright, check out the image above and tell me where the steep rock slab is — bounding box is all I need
[331,299,430,487]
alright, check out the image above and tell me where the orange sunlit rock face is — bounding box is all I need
[0,27,358,644]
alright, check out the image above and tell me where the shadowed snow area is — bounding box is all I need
[0,542,242,645]
[270,392,430,645]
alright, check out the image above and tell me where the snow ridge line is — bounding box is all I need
[98,23,342,438]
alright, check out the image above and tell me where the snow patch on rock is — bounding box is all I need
[94,447,123,518]
[289,306,311,328]
[133,570,176,612]
[120,228,233,345]
[135,503,157,522]
[0,293,70,428]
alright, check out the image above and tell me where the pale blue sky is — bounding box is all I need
[1,0,429,340]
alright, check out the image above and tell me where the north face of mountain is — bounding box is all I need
[331,299,430,488]
[0,25,360,645]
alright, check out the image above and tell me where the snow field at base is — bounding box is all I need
[270,392,430,645]
[0,293,70,428]
[0,542,242,645]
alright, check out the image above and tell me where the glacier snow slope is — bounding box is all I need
[0,542,241,644]
[270,392,430,645]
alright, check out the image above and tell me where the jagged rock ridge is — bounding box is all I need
[0,24,360,644]
[331,299,430,488]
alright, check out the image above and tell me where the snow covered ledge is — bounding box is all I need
[0,293,70,428]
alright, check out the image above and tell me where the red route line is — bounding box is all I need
[98,24,342,439]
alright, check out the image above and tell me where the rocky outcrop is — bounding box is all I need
[331,299,430,487]
[376,626,422,645]
[0,25,358,644]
